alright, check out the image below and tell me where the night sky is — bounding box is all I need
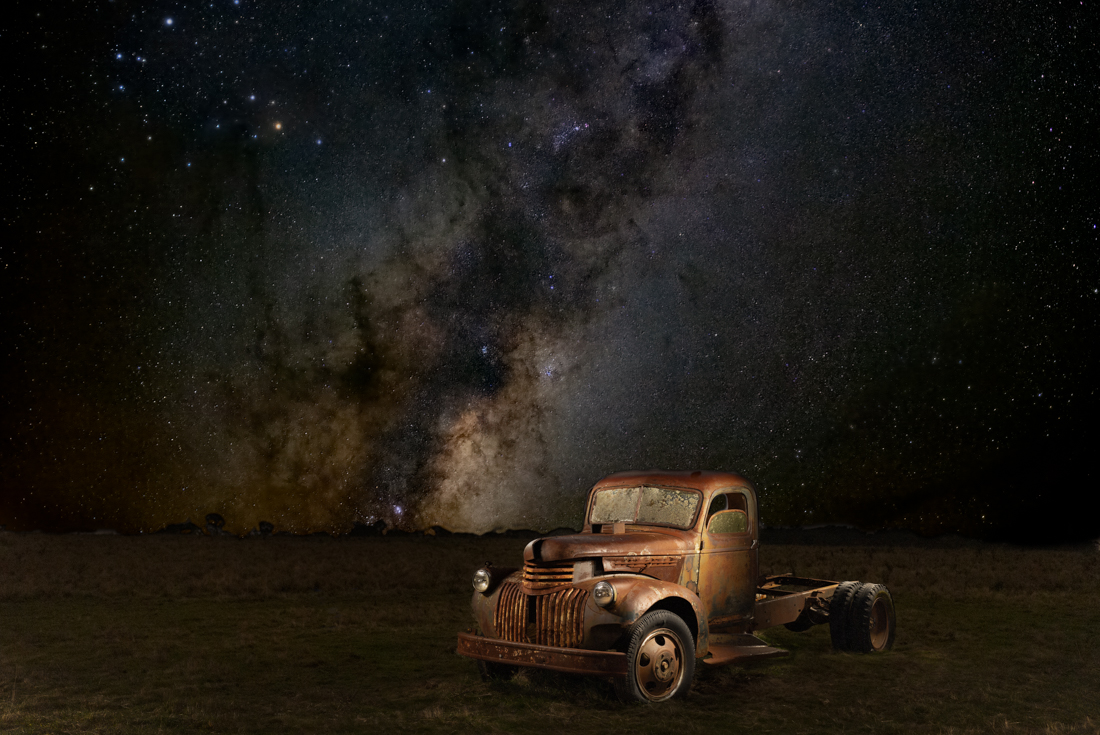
[3,0,1097,542]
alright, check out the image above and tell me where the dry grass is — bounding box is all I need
[0,533,523,600]
[0,532,1098,734]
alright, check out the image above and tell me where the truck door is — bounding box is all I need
[697,489,758,627]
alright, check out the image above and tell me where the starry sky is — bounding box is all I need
[3,0,1097,542]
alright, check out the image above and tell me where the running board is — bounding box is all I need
[702,634,789,667]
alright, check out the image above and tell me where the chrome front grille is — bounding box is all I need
[522,560,574,590]
[535,587,587,648]
[495,582,589,649]
[496,582,528,643]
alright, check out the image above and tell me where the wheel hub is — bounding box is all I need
[653,650,676,682]
[636,630,683,698]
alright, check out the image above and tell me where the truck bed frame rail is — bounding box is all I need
[753,574,838,630]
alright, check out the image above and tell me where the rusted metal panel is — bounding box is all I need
[609,576,710,658]
[523,560,574,590]
[495,581,526,642]
[697,544,757,625]
[496,581,591,649]
[470,572,511,637]
[757,574,839,592]
[456,632,628,676]
[527,531,695,563]
[695,488,758,625]
[602,554,683,582]
[592,470,754,494]
[753,591,810,629]
[703,634,789,666]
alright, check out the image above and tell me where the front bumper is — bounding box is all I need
[456,631,628,676]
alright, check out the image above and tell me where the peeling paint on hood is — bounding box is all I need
[526,529,695,563]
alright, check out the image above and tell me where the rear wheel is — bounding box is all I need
[846,583,896,652]
[828,581,860,651]
[614,610,695,703]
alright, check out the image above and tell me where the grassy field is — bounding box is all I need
[1,532,1098,734]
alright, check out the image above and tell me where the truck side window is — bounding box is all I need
[705,491,750,534]
[706,492,747,519]
[706,493,728,522]
[708,509,748,534]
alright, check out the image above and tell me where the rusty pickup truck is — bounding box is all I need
[456,469,896,702]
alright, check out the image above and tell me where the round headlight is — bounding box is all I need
[592,580,616,608]
[472,568,492,593]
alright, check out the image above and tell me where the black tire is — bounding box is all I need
[828,581,860,651]
[846,583,896,653]
[614,610,696,703]
[474,626,518,681]
[476,658,518,681]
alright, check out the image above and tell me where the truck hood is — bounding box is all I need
[525,530,694,563]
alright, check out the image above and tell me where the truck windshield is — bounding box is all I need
[589,486,701,528]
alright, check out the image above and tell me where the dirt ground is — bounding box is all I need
[1,532,1097,733]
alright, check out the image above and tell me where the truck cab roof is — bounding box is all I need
[591,469,755,494]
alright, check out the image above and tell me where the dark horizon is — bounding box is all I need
[3,0,1097,544]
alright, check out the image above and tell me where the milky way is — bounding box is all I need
[4,0,1097,540]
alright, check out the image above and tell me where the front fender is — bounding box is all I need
[597,575,710,658]
[470,570,523,635]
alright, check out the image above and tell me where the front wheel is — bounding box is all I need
[476,658,518,681]
[473,627,518,681]
[614,610,695,703]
